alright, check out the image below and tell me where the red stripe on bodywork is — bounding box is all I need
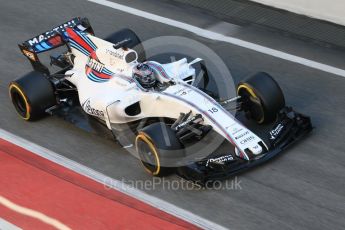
[66,27,94,53]
[92,70,112,79]
[48,35,63,46]
[85,66,92,75]
[90,51,99,60]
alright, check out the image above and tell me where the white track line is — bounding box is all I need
[0,196,71,230]
[87,0,345,78]
[0,129,227,230]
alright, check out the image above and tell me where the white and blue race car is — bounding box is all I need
[9,18,312,185]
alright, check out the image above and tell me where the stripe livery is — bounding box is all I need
[146,62,170,80]
[66,28,115,83]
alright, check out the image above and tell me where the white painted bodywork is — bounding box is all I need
[65,32,267,159]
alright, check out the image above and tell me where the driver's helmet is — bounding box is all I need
[133,63,156,89]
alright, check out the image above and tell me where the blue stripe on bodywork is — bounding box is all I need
[88,72,108,83]
[102,68,114,75]
[77,31,97,50]
[40,42,51,50]
[70,39,89,54]
[87,73,103,82]
[70,41,89,56]
[34,44,45,52]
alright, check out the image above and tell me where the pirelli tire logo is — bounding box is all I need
[82,99,105,118]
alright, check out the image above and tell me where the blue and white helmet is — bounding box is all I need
[133,63,156,88]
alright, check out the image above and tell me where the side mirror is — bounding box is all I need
[188,58,210,89]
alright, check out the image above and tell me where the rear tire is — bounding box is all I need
[237,72,285,124]
[105,28,146,62]
[135,122,184,177]
[9,71,56,121]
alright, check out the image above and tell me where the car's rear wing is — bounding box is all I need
[19,17,94,74]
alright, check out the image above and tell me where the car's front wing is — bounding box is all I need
[176,107,312,186]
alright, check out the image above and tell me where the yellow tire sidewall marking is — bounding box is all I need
[135,132,161,176]
[9,83,31,120]
[237,83,257,99]
[237,83,265,124]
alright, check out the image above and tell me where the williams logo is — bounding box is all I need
[206,155,235,167]
[82,99,105,118]
[270,124,284,140]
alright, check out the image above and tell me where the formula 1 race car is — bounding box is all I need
[9,18,312,185]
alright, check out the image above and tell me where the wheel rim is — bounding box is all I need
[135,134,160,175]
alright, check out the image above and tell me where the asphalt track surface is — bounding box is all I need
[1,0,345,229]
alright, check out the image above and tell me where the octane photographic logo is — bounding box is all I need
[104,176,243,191]
[115,36,237,169]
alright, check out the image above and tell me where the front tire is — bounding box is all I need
[9,71,56,121]
[237,72,285,124]
[135,122,184,177]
